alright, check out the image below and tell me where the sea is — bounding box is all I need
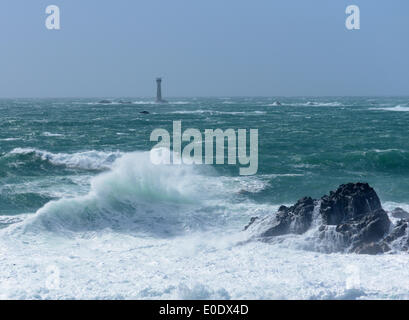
[1,96,409,299]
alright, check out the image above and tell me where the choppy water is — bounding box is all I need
[1,97,409,299]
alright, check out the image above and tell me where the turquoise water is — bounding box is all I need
[2,97,409,299]
[1,97,409,216]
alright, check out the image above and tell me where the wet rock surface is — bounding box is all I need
[246,197,315,238]
[320,183,382,225]
[245,182,408,254]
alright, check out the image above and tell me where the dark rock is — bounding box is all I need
[385,219,408,242]
[245,182,400,254]
[384,220,409,250]
[320,183,382,225]
[98,100,112,104]
[257,197,315,238]
[343,208,391,249]
[353,209,390,243]
[140,111,150,114]
[319,183,390,253]
[391,207,409,220]
[353,242,391,255]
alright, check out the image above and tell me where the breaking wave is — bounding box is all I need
[299,149,409,173]
[263,101,345,107]
[170,110,266,115]
[293,101,343,107]
[370,104,409,112]
[4,148,123,171]
[14,151,225,237]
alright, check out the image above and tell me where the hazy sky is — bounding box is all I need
[1,0,408,97]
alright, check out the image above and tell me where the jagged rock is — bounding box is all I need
[320,183,382,225]
[247,197,315,238]
[385,220,407,241]
[384,220,409,250]
[319,184,390,252]
[391,208,409,220]
[244,182,401,254]
[98,100,112,104]
[317,208,391,252]
[140,111,150,114]
[345,208,391,249]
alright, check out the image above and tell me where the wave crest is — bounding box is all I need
[6,148,122,171]
[19,152,213,236]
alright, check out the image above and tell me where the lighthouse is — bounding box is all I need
[156,78,168,103]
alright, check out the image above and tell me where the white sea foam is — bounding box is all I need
[170,110,211,114]
[370,105,409,112]
[2,149,409,300]
[170,110,266,115]
[266,102,282,106]
[274,101,344,107]
[2,227,409,299]
[0,138,21,141]
[42,132,64,137]
[170,101,190,105]
[11,151,233,236]
[132,101,157,105]
[8,148,123,170]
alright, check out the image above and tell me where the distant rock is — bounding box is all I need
[98,100,112,104]
[391,207,409,220]
[140,111,150,114]
[244,182,409,255]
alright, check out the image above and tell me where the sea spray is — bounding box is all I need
[17,151,224,236]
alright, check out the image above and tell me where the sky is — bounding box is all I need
[0,0,408,98]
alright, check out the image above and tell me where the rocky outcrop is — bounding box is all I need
[384,219,409,251]
[245,182,408,255]
[318,184,391,253]
[246,198,315,238]
[320,183,382,225]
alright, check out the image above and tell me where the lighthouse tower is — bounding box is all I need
[155,78,168,103]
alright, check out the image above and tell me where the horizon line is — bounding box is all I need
[1,94,409,99]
